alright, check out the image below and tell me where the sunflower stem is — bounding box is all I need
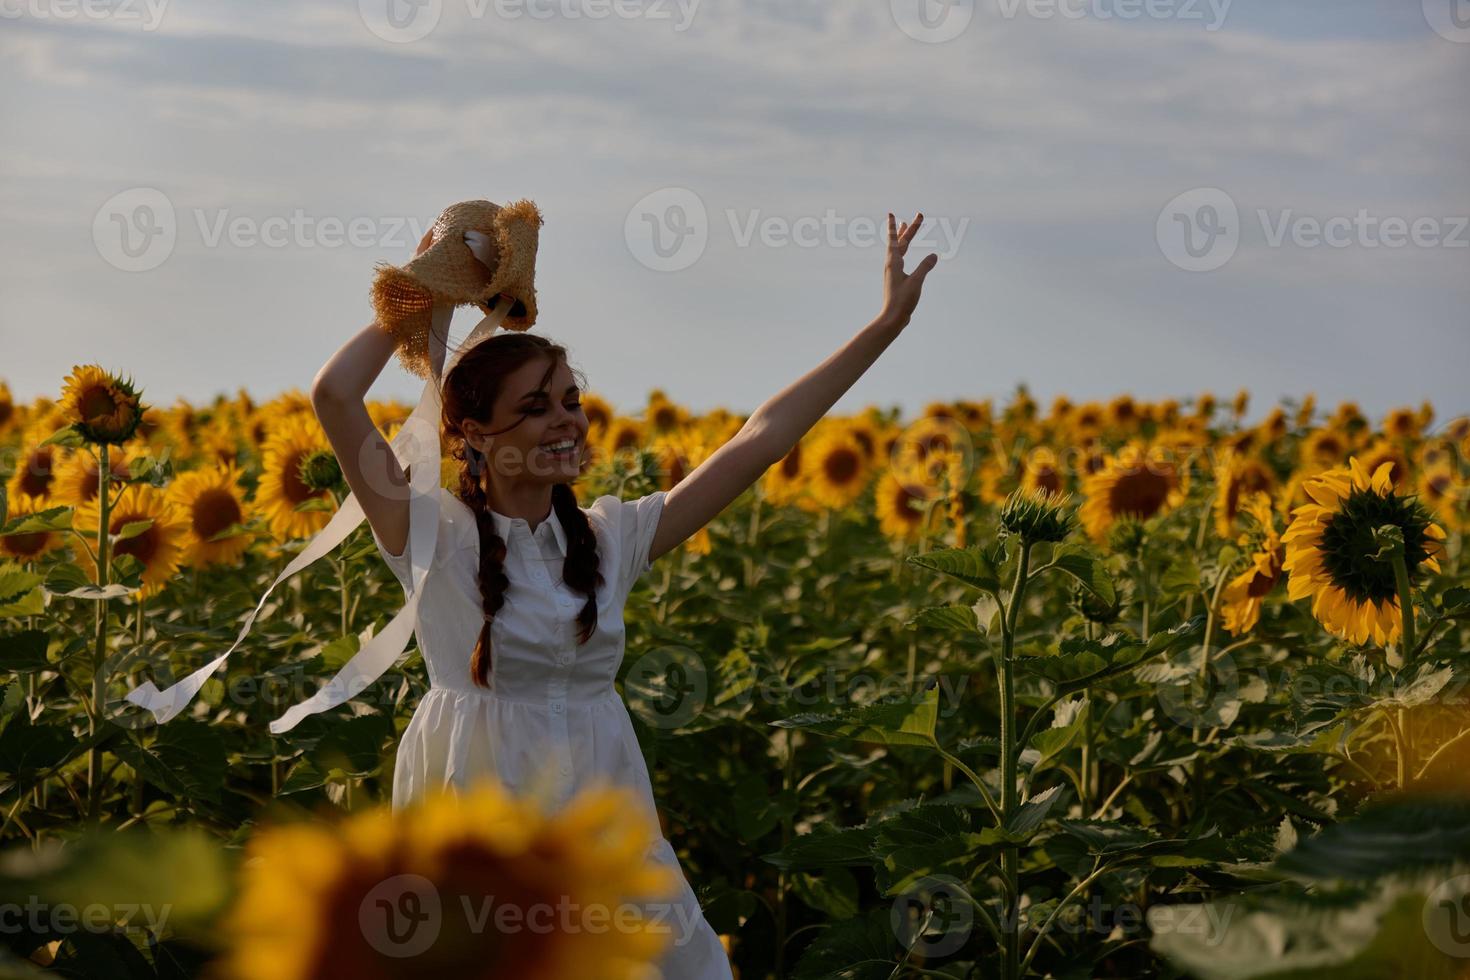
[1390,546,1416,661]
[999,540,1032,980]
[87,442,112,824]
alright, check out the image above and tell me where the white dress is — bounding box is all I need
[370,485,734,979]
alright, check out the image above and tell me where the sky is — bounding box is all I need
[2,0,1467,431]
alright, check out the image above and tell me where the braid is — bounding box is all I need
[457,442,510,689]
[551,482,605,645]
[438,330,601,690]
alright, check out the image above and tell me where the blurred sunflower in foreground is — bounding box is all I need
[211,779,680,980]
[59,364,145,445]
[1282,457,1447,647]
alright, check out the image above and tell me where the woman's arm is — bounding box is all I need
[310,229,447,558]
[646,212,940,563]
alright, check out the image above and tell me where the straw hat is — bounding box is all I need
[370,198,543,380]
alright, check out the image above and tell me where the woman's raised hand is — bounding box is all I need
[414,226,435,258]
[879,211,940,330]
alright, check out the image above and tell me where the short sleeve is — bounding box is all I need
[370,517,413,593]
[587,490,668,599]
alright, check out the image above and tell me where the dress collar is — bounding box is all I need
[487,502,568,556]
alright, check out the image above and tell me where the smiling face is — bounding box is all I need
[462,354,589,486]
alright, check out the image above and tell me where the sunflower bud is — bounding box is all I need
[298,450,345,495]
[60,365,145,446]
[998,488,1075,544]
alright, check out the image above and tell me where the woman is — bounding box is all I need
[309,211,939,977]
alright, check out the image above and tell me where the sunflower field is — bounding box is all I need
[1,369,1469,979]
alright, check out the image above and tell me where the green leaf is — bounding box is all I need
[115,721,228,805]
[112,519,154,543]
[791,867,861,920]
[0,630,50,673]
[0,717,77,784]
[43,562,92,595]
[1150,875,1470,980]
[763,824,883,871]
[905,545,1002,594]
[790,907,899,980]
[1272,796,1470,882]
[310,714,393,778]
[1045,542,1117,607]
[0,564,44,606]
[1008,784,1063,837]
[733,775,798,842]
[37,425,83,449]
[0,506,73,536]
[771,684,940,749]
[904,604,981,634]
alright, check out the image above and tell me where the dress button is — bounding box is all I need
[550,700,564,713]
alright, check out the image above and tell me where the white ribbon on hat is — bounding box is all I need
[125,301,510,734]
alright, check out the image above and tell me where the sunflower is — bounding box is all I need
[874,470,933,543]
[1213,450,1277,538]
[256,413,335,541]
[1354,438,1410,492]
[59,365,145,445]
[1383,406,1421,441]
[643,390,690,434]
[0,492,67,563]
[215,777,679,980]
[1231,389,1250,420]
[1069,402,1106,440]
[73,483,187,600]
[1193,391,1217,421]
[599,418,646,467]
[0,380,14,435]
[1300,427,1353,470]
[579,392,615,437]
[762,438,810,509]
[1294,393,1316,430]
[887,416,969,502]
[1282,457,1448,647]
[51,445,141,507]
[1417,464,1467,534]
[165,463,253,568]
[805,426,872,511]
[1218,492,1284,636]
[1107,395,1139,431]
[1078,442,1185,545]
[7,422,67,504]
